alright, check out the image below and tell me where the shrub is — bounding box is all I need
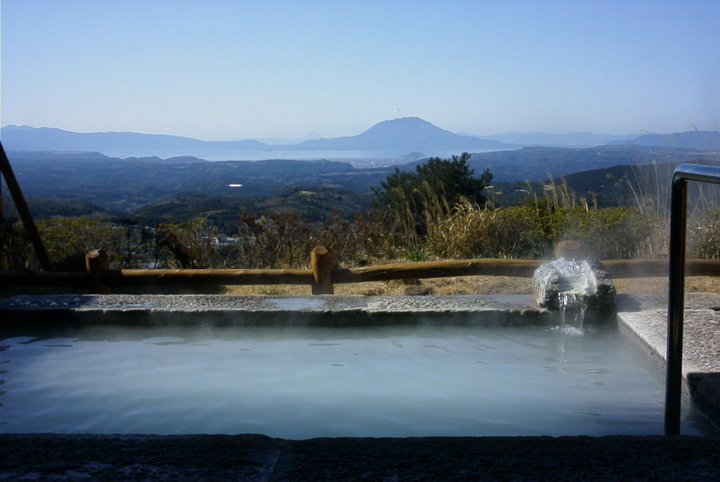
[427,204,657,260]
[690,208,720,259]
[155,217,220,268]
[36,216,123,270]
[427,204,548,259]
[553,207,655,259]
[237,211,313,268]
[1,221,35,269]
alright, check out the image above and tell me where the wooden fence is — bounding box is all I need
[3,246,720,295]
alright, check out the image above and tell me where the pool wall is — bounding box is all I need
[0,294,554,329]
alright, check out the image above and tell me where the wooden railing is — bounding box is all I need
[2,246,720,295]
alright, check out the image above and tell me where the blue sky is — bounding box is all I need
[2,0,719,140]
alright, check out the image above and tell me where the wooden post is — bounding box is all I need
[85,249,110,294]
[310,246,333,294]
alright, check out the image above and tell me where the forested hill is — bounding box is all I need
[6,151,389,211]
[7,145,720,212]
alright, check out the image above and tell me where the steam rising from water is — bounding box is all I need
[2,324,713,437]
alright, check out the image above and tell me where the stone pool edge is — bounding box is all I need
[0,293,552,328]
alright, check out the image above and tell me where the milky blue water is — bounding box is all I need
[1,324,715,438]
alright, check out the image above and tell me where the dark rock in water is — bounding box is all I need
[585,262,616,316]
[533,258,615,319]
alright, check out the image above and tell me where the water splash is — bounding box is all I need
[558,293,587,335]
[534,258,603,334]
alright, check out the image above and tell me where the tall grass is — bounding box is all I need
[619,159,720,257]
[427,203,548,259]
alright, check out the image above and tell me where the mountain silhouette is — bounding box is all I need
[287,117,512,150]
[0,125,267,152]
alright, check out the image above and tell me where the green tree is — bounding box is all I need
[372,152,492,242]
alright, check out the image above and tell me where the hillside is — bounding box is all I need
[7,146,720,214]
[1,198,115,220]
[6,151,387,211]
[491,160,720,210]
[133,187,371,231]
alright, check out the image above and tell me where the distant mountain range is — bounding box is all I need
[608,130,720,150]
[0,125,267,153]
[2,119,719,158]
[0,118,512,155]
[473,132,637,147]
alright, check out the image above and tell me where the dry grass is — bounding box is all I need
[5,275,720,298]
[222,275,720,296]
[221,276,533,296]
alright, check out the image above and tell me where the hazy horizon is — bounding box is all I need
[0,117,641,142]
[2,0,719,141]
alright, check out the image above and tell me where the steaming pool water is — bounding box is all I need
[1,323,716,438]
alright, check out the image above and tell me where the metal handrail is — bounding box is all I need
[666,163,720,435]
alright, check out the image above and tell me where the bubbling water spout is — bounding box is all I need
[533,257,616,329]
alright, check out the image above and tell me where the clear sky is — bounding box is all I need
[2,0,719,140]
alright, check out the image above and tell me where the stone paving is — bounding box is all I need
[617,293,720,374]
